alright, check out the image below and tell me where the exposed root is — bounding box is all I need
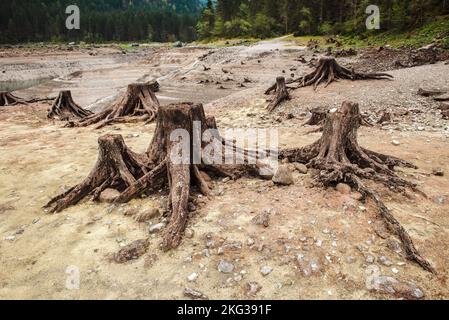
[46,103,272,251]
[266,76,290,112]
[47,90,93,121]
[0,92,27,106]
[73,83,160,129]
[266,56,393,93]
[279,101,434,273]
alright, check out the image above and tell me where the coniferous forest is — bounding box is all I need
[0,0,202,43]
[197,0,449,39]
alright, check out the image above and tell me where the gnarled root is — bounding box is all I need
[74,83,160,129]
[279,101,434,273]
[266,77,290,112]
[266,57,393,93]
[46,103,271,251]
[0,92,27,106]
[44,134,151,213]
[47,90,93,121]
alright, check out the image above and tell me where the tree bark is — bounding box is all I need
[279,101,435,273]
[47,90,93,121]
[73,83,160,129]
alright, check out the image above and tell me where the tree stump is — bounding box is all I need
[46,103,269,251]
[0,92,27,106]
[73,83,160,129]
[266,56,393,93]
[47,90,93,121]
[279,101,435,273]
[304,107,328,126]
[266,77,290,112]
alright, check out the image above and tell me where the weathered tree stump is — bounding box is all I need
[47,90,93,121]
[73,83,160,129]
[304,107,328,126]
[279,101,435,273]
[46,103,269,251]
[266,77,290,112]
[0,92,27,106]
[266,57,393,93]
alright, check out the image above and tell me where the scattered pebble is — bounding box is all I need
[218,260,234,274]
[260,266,273,276]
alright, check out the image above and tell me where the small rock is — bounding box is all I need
[183,287,208,300]
[260,266,273,276]
[187,272,198,282]
[432,167,444,177]
[99,188,121,203]
[149,223,165,234]
[370,276,424,299]
[252,211,270,228]
[218,260,234,274]
[392,140,401,146]
[185,228,195,239]
[378,256,393,266]
[135,208,160,222]
[4,235,15,241]
[366,255,375,264]
[294,163,308,174]
[124,208,139,217]
[247,238,255,246]
[114,239,149,263]
[336,183,351,195]
[272,165,294,185]
[244,282,262,297]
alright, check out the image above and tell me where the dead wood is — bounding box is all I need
[47,90,93,121]
[279,101,435,273]
[266,77,290,112]
[377,111,392,124]
[266,57,393,94]
[304,107,328,126]
[46,103,271,251]
[417,88,447,97]
[72,83,160,129]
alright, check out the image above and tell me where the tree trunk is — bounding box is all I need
[279,101,435,273]
[46,103,268,251]
[266,76,290,112]
[47,90,93,121]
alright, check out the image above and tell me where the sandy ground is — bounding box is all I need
[0,38,448,300]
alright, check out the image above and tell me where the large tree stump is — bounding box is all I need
[46,103,269,251]
[73,83,160,129]
[0,92,27,106]
[266,56,393,93]
[47,90,93,121]
[279,101,435,273]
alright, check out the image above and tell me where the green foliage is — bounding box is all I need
[0,0,202,44]
[197,0,449,42]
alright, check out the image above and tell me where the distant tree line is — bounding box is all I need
[197,0,449,39]
[0,0,202,44]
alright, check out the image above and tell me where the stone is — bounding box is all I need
[187,272,198,282]
[244,282,262,297]
[378,256,393,266]
[124,208,139,217]
[218,260,234,274]
[387,239,403,254]
[336,183,351,195]
[185,228,195,239]
[272,165,294,185]
[247,238,255,246]
[370,276,424,299]
[4,235,15,241]
[135,208,160,222]
[366,255,375,264]
[183,287,209,300]
[432,167,444,177]
[260,266,273,276]
[392,140,401,146]
[252,210,270,228]
[99,188,121,203]
[114,239,149,263]
[149,223,166,234]
[294,163,308,174]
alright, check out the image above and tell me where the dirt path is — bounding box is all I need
[0,38,448,300]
